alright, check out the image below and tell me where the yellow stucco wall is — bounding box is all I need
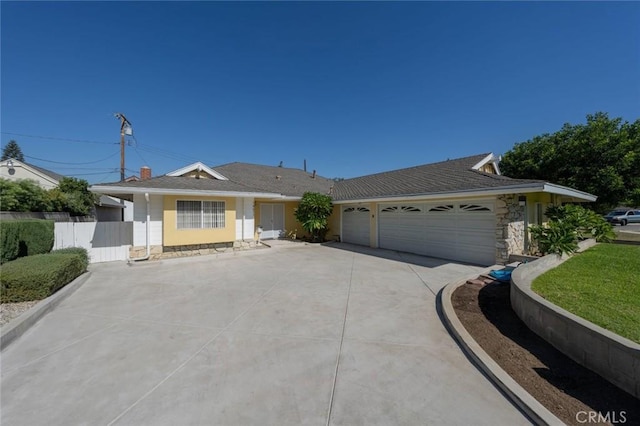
[163,195,236,246]
[327,205,341,241]
[525,193,554,225]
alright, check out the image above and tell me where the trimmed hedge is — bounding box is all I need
[0,220,54,264]
[0,249,88,303]
[51,247,90,269]
[0,221,21,264]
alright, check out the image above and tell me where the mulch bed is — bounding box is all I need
[452,280,639,426]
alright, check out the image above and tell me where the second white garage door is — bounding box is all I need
[378,201,496,265]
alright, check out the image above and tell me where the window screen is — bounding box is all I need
[177,200,225,229]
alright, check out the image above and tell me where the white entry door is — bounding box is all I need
[260,203,285,239]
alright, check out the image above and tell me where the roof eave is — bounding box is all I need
[332,183,597,204]
[542,183,597,201]
[90,185,282,199]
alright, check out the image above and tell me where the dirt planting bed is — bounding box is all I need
[452,281,639,425]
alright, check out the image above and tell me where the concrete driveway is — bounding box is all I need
[1,243,529,425]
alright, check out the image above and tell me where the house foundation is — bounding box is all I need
[128,240,259,261]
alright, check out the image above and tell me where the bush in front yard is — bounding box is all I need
[19,220,55,256]
[0,219,54,264]
[51,247,90,269]
[0,251,87,303]
[529,204,615,256]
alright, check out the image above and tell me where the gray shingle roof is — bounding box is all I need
[213,162,334,197]
[96,175,270,194]
[25,162,65,182]
[332,153,544,201]
[94,153,549,200]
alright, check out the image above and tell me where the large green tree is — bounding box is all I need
[1,140,25,162]
[500,113,640,212]
[55,177,98,216]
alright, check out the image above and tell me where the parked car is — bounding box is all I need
[604,209,640,226]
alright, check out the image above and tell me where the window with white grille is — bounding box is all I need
[177,200,225,229]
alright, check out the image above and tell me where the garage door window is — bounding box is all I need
[381,206,422,213]
[429,205,454,212]
[460,204,492,212]
[344,207,370,213]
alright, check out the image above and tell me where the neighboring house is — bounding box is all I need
[90,153,596,265]
[0,158,64,190]
[0,158,132,221]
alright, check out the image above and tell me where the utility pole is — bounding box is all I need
[115,113,132,182]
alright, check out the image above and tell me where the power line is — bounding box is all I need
[95,171,120,183]
[4,130,210,169]
[1,132,117,145]
[137,146,201,163]
[129,135,151,166]
[24,151,120,165]
[38,166,118,171]
[66,170,120,177]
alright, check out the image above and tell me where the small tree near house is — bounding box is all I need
[294,192,333,242]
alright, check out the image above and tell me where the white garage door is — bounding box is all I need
[341,206,370,246]
[378,201,496,265]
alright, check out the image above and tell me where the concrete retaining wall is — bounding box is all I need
[510,240,640,399]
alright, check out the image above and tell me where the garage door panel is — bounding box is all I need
[456,245,495,266]
[378,204,427,253]
[342,206,370,246]
[378,200,496,265]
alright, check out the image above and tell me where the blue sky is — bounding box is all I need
[2,1,639,183]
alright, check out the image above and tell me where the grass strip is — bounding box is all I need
[532,244,640,343]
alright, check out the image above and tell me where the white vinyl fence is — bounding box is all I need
[54,222,133,263]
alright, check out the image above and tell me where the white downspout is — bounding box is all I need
[129,192,151,262]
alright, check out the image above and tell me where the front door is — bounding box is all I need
[259,203,285,239]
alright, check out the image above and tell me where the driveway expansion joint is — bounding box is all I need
[325,252,355,426]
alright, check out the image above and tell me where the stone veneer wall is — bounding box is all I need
[495,194,525,264]
[129,241,257,260]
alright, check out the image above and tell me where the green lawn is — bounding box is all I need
[532,243,640,343]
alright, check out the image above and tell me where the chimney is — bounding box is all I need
[304,159,307,172]
[312,170,316,179]
[140,166,151,180]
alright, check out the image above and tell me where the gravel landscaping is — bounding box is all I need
[0,301,39,327]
